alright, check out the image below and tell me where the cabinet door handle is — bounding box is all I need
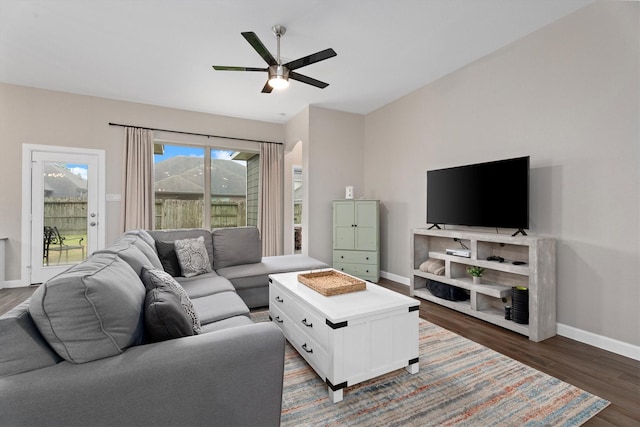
[301,318,313,328]
[275,296,284,303]
[275,316,283,323]
[302,343,313,354]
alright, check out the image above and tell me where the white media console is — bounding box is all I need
[410,228,556,342]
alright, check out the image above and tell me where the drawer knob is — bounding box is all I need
[301,318,313,328]
[366,257,369,260]
[275,296,284,303]
[275,316,283,323]
[341,255,344,259]
[302,343,313,354]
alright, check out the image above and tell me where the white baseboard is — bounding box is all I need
[380,270,640,361]
[2,279,28,289]
[557,323,640,361]
[380,270,410,286]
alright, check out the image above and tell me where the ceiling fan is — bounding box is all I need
[212,25,337,93]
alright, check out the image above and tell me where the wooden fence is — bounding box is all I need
[44,198,247,234]
[155,199,247,230]
[44,199,87,235]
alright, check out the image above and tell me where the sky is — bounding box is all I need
[154,145,235,163]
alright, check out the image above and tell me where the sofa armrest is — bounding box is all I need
[0,322,285,427]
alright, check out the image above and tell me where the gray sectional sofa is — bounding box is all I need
[0,226,328,427]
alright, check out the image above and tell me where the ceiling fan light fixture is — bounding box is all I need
[268,64,290,89]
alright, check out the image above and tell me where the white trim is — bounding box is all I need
[2,279,29,288]
[380,270,410,286]
[381,270,640,361]
[557,323,640,361]
[21,144,106,285]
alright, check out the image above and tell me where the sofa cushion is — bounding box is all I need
[0,301,62,377]
[212,227,262,269]
[174,236,212,278]
[216,255,330,291]
[191,291,250,324]
[140,267,202,334]
[144,288,194,342]
[155,240,181,277]
[199,315,254,334]
[29,254,146,363]
[94,238,157,276]
[123,228,157,249]
[147,228,214,268]
[176,273,236,299]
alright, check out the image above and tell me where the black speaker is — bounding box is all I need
[511,286,529,324]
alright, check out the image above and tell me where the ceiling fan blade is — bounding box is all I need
[242,31,277,66]
[284,48,337,71]
[261,81,274,94]
[212,66,267,72]
[289,72,329,89]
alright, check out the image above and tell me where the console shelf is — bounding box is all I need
[410,228,556,342]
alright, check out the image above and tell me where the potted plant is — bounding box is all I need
[467,266,485,284]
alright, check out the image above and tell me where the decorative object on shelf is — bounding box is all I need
[426,279,469,301]
[467,266,485,284]
[345,186,354,199]
[504,305,512,320]
[419,258,445,275]
[512,286,529,324]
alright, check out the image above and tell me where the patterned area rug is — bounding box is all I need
[251,311,609,426]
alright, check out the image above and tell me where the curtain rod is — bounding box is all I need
[108,122,282,145]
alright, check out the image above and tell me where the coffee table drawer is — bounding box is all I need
[271,278,328,349]
[289,326,328,378]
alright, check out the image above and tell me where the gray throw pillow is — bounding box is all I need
[174,236,212,278]
[144,288,194,342]
[140,267,203,334]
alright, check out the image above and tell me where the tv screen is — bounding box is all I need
[426,156,529,231]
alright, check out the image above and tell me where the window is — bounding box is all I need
[153,143,258,230]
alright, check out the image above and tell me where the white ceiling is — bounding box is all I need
[0,0,593,124]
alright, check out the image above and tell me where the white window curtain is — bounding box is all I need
[121,127,154,231]
[259,142,284,256]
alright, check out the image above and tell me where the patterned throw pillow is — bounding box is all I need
[174,236,213,278]
[140,267,203,334]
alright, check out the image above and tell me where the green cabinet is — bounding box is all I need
[333,200,379,281]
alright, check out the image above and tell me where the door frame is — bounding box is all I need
[21,144,106,285]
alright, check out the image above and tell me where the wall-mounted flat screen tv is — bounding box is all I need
[426,156,529,232]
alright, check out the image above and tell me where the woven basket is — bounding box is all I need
[298,270,366,296]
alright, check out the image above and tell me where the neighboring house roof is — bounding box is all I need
[43,163,87,198]
[154,156,247,196]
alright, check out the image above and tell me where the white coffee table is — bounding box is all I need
[269,269,420,403]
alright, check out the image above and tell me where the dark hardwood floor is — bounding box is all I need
[1,279,638,426]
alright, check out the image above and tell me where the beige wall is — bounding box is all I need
[306,106,365,264]
[364,1,639,346]
[0,83,283,283]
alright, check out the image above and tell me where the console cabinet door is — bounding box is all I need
[333,201,356,250]
[354,201,378,251]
